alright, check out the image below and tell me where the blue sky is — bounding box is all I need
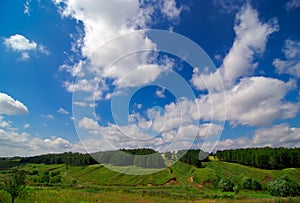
[0,0,300,156]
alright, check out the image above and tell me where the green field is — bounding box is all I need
[0,159,299,202]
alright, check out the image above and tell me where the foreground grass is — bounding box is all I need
[1,160,299,202]
[1,187,299,203]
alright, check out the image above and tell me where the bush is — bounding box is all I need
[241,177,262,190]
[233,185,240,195]
[218,179,234,192]
[251,179,262,190]
[241,177,252,190]
[267,176,300,197]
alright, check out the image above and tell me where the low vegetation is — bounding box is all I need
[0,147,299,202]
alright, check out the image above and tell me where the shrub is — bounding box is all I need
[218,178,234,192]
[267,176,300,197]
[233,185,240,195]
[251,179,262,190]
[241,177,252,190]
[241,177,262,190]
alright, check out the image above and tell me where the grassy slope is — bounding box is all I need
[1,161,300,202]
[12,160,300,188]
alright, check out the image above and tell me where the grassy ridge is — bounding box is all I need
[9,160,300,188]
[1,160,299,202]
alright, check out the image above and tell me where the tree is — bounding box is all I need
[233,185,240,195]
[241,177,262,190]
[241,177,252,190]
[267,176,300,197]
[165,152,172,159]
[3,170,27,203]
[218,178,234,192]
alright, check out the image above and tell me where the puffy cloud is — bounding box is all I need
[199,77,298,126]
[207,124,300,151]
[3,34,36,51]
[54,0,184,98]
[212,0,244,14]
[3,34,49,60]
[161,0,184,21]
[273,39,300,78]
[30,136,72,151]
[155,87,166,98]
[78,117,99,130]
[253,124,300,147]
[0,116,11,128]
[41,114,55,119]
[191,4,279,91]
[0,93,29,115]
[162,76,298,127]
[57,107,69,114]
[113,64,164,88]
[286,0,300,10]
[24,0,31,15]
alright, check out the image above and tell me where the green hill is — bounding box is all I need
[1,159,300,202]
[3,160,299,188]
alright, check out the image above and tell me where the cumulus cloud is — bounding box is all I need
[206,124,300,151]
[253,124,300,147]
[57,107,69,114]
[78,117,100,130]
[191,4,279,91]
[3,34,50,60]
[24,0,31,16]
[286,0,300,10]
[53,0,184,98]
[155,87,166,98]
[273,39,300,78]
[212,0,244,14]
[0,128,74,156]
[0,116,11,128]
[0,93,29,115]
[200,77,298,126]
[41,114,55,119]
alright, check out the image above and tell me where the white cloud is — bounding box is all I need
[30,136,72,151]
[0,117,11,128]
[273,39,300,78]
[200,77,298,126]
[206,124,300,151]
[57,107,69,114]
[3,34,36,51]
[0,93,29,115]
[155,87,166,98]
[191,4,279,91]
[212,0,243,14]
[3,34,50,60]
[54,0,184,98]
[286,0,300,10]
[253,124,300,147]
[41,114,55,119]
[23,123,30,129]
[159,76,298,127]
[24,0,31,16]
[78,117,100,130]
[113,64,165,88]
[161,0,184,21]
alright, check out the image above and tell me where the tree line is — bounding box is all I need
[215,147,300,169]
[177,149,209,168]
[20,152,98,166]
[20,149,166,168]
[92,148,165,168]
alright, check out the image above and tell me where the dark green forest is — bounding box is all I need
[18,147,300,170]
[216,147,300,169]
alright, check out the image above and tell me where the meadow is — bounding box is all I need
[0,157,299,202]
